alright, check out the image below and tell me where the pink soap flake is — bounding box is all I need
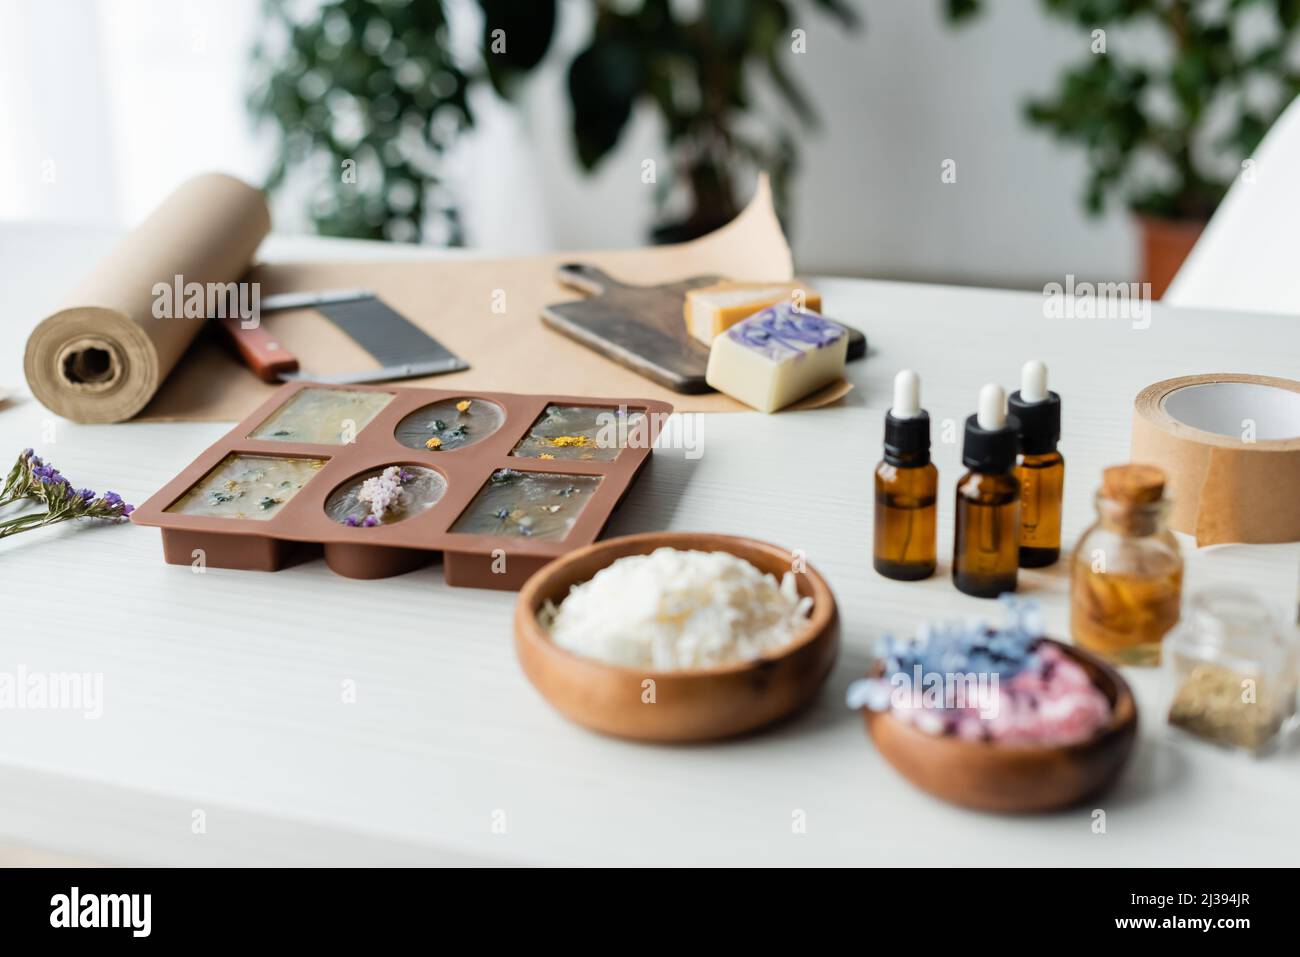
[846,598,1113,747]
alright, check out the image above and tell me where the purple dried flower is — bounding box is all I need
[362,515,379,527]
[356,466,406,519]
[1,449,134,540]
[344,516,359,527]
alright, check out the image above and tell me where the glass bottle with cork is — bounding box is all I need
[874,370,937,580]
[1070,463,1183,665]
[1008,359,1064,567]
[953,383,1021,598]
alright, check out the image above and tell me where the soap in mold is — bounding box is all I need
[394,397,505,452]
[325,465,446,527]
[511,404,648,462]
[165,454,326,520]
[250,388,393,444]
[704,304,847,413]
[451,469,601,541]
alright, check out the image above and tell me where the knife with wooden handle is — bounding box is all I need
[215,316,300,383]
[214,288,468,384]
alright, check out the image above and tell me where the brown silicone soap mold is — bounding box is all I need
[130,381,672,590]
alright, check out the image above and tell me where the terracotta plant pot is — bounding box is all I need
[1136,214,1206,300]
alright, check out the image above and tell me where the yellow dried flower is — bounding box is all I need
[425,437,442,450]
[547,435,589,448]
[456,399,471,413]
[538,453,555,460]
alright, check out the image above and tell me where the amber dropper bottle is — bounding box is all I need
[953,383,1021,598]
[1008,359,1064,568]
[874,370,938,580]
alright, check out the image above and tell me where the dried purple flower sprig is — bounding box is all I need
[0,449,134,540]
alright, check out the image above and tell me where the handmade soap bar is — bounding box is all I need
[249,388,393,444]
[684,281,821,344]
[511,404,648,462]
[451,469,601,541]
[325,465,447,527]
[165,454,325,520]
[394,397,505,452]
[705,304,847,413]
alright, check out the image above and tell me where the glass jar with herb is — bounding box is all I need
[1166,588,1299,754]
[1070,464,1183,666]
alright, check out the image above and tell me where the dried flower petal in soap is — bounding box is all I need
[395,397,504,452]
[451,469,600,540]
[704,304,847,413]
[512,405,648,462]
[165,454,324,521]
[326,465,446,527]
[249,388,393,444]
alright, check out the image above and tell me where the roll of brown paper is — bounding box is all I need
[24,173,270,423]
[1130,373,1300,545]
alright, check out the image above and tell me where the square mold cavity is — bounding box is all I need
[165,454,327,520]
[249,388,394,444]
[450,469,601,541]
[510,404,649,462]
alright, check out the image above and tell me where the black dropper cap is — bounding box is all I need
[884,409,931,466]
[1008,389,1061,455]
[962,413,1020,472]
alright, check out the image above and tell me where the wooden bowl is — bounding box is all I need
[514,532,840,742]
[863,640,1138,813]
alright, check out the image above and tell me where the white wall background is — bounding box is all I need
[0,0,1142,288]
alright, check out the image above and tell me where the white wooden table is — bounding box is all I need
[1,224,1297,866]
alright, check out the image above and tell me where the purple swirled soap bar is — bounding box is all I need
[705,303,849,413]
[726,304,845,358]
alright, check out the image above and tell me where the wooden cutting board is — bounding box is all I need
[541,263,866,394]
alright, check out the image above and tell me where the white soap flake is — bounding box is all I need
[542,547,813,670]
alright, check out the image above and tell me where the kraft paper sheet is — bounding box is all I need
[26,172,850,424]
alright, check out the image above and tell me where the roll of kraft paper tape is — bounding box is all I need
[1131,373,1300,545]
[24,173,270,423]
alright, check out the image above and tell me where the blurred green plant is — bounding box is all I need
[563,0,861,242]
[250,0,860,244]
[954,0,1300,221]
[251,0,475,243]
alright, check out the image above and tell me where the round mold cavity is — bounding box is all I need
[324,464,447,528]
[323,542,432,580]
[394,397,505,452]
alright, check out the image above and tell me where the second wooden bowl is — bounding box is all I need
[864,640,1138,813]
[514,532,840,742]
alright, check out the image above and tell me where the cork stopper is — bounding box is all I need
[1102,464,1166,505]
